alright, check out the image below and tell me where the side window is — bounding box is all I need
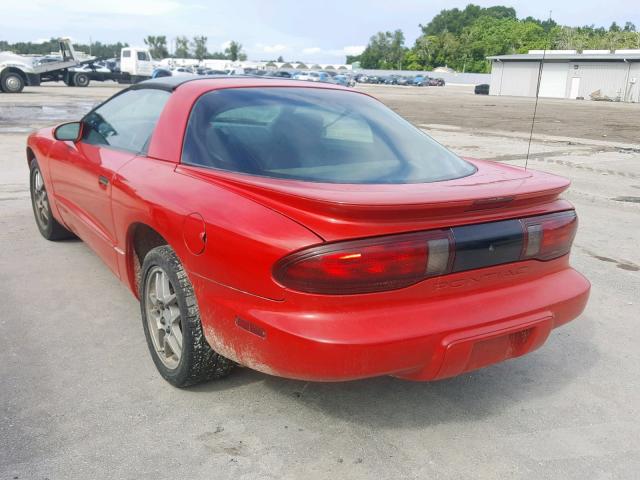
[82,89,170,153]
[122,50,131,58]
[214,105,281,125]
[137,51,150,61]
[323,114,373,143]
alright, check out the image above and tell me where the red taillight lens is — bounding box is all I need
[274,210,577,295]
[521,211,577,261]
[273,230,452,294]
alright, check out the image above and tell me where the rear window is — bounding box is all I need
[182,87,475,184]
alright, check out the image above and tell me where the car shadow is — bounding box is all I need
[190,314,598,428]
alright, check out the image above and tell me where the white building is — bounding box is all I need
[158,58,352,71]
[487,50,640,102]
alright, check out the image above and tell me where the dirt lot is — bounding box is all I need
[1,83,639,480]
[360,84,640,145]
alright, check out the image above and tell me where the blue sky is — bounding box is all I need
[1,0,639,62]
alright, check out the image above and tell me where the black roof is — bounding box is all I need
[128,75,224,91]
[129,74,292,92]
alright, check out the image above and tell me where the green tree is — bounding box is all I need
[421,4,516,36]
[174,36,190,58]
[191,36,208,60]
[225,41,246,61]
[357,30,407,69]
[143,35,169,59]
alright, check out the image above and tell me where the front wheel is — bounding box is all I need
[140,245,234,387]
[1,72,25,93]
[29,160,74,240]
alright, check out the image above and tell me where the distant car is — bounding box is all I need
[27,76,589,387]
[295,71,330,82]
[71,63,111,74]
[428,77,445,87]
[271,71,292,78]
[151,67,172,78]
[475,84,490,95]
[413,75,427,86]
[333,74,355,87]
[396,76,412,86]
[171,67,194,77]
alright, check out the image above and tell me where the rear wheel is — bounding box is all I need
[73,72,90,87]
[140,245,234,387]
[1,71,25,93]
[29,160,74,240]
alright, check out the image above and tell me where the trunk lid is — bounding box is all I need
[176,159,572,241]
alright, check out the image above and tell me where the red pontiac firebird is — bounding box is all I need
[27,77,590,387]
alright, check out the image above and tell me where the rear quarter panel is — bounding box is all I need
[111,156,321,300]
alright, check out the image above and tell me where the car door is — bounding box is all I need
[48,88,171,276]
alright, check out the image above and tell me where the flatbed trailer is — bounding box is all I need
[0,39,153,93]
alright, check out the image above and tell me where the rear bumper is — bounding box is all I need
[194,265,590,382]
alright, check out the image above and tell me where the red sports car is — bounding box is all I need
[27,77,590,387]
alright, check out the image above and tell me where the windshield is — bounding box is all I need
[182,87,475,184]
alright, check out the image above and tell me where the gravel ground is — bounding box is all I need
[1,83,639,480]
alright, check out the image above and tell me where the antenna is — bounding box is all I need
[525,10,553,171]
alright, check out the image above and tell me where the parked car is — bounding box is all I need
[429,77,446,86]
[170,67,194,77]
[294,71,330,82]
[293,71,311,81]
[383,75,401,85]
[396,76,412,86]
[413,75,427,86]
[271,70,292,78]
[332,74,355,87]
[475,83,490,95]
[151,67,172,78]
[27,76,589,387]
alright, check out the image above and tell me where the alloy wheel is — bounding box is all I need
[32,169,50,230]
[144,266,183,369]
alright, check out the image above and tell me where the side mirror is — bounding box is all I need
[54,121,82,142]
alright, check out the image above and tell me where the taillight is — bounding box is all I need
[520,211,577,261]
[273,230,452,294]
[274,210,577,295]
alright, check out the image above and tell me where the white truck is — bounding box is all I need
[0,39,155,93]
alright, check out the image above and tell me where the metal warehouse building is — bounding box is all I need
[487,50,640,102]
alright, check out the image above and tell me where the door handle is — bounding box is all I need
[98,175,109,187]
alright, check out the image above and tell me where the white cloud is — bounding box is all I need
[342,45,365,56]
[257,43,288,53]
[29,0,183,16]
[300,45,364,60]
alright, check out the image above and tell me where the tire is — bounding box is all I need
[1,71,25,93]
[140,245,234,387]
[29,160,74,240]
[73,72,90,87]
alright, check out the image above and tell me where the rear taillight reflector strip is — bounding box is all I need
[274,210,577,295]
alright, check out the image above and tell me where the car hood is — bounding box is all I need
[176,159,572,241]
